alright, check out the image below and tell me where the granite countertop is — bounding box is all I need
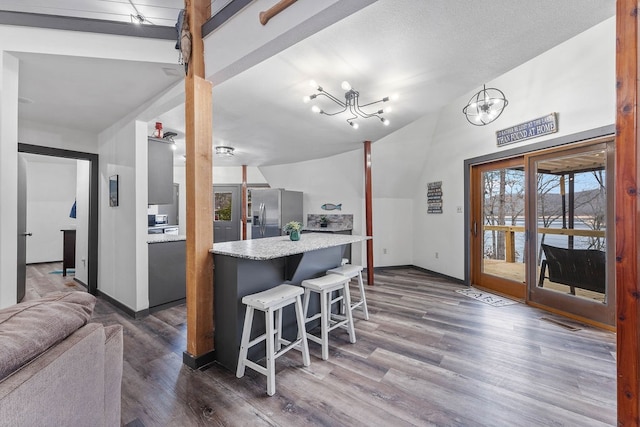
[210,233,370,260]
[302,225,353,232]
[147,234,186,244]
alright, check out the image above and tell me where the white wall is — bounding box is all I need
[260,148,415,268]
[19,120,99,154]
[409,17,616,280]
[212,166,267,185]
[260,150,368,265]
[98,120,149,311]
[0,52,19,308]
[75,159,90,284]
[25,157,77,263]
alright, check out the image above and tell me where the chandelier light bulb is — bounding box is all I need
[382,118,390,126]
[303,95,311,103]
[311,105,321,113]
[350,121,359,129]
[341,81,352,91]
[309,80,318,89]
[171,143,177,151]
[384,106,393,113]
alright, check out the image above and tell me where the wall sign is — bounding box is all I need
[427,181,442,214]
[496,113,558,147]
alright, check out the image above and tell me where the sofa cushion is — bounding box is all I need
[0,292,96,380]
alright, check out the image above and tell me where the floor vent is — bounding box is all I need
[540,317,582,331]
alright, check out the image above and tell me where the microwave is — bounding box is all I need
[155,214,168,225]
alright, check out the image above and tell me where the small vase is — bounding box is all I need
[289,230,300,241]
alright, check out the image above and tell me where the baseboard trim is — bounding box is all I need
[96,290,149,319]
[149,298,186,314]
[183,350,216,370]
[26,260,63,265]
[73,278,87,288]
[373,265,465,285]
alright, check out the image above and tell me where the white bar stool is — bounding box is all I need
[301,274,356,360]
[327,264,369,320]
[236,284,310,396]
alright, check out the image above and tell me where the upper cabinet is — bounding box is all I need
[148,137,174,205]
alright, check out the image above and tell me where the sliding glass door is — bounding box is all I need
[470,137,615,326]
[525,140,614,326]
[470,157,526,299]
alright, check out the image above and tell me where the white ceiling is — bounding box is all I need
[6,0,616,167]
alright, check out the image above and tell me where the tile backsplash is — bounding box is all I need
[307,214,353,229]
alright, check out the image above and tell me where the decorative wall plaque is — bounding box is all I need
[496,113,558,147]
[427,181,442,214]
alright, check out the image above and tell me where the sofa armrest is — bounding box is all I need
[0,323,107,426]
[103,324,123,427]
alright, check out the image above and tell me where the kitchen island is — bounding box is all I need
[210,233,370,370]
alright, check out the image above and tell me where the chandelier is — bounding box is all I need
[303,80,396,129]
[462,85,508,126]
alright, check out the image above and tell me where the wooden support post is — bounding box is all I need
[183,0,215,369]
[615,0,640,424]
[242,165,247,240]
[505,230,515,263]
[364,141,374,286]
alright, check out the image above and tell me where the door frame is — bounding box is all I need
[18,143,99,296]
[464,125,615,287]
[470,155,526,299]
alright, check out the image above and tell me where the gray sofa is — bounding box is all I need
[0,292,123,426]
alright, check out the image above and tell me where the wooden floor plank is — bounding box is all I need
[25,262,616,426]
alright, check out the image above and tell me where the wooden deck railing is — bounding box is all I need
[484,225,605,263]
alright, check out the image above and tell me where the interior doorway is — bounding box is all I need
[213,184,241,243]
[467,134,615,327]
[17,144,99,296]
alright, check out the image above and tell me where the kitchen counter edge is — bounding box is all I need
[210,233,370,260]
[147,234,186,244]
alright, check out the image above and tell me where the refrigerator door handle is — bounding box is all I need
[259,203,266,237]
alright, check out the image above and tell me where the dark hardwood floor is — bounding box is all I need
[27,263,616,426]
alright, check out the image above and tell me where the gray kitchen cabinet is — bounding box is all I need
[148,137,174,205]
[148,240,186,310]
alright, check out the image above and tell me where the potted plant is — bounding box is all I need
[319,215,329,228]
[283,221,302,241]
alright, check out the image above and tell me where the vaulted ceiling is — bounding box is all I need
[4,0,617,166]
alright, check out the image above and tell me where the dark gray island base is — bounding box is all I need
[210,233,370,371]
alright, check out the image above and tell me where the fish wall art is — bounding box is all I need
[321,203,342,211]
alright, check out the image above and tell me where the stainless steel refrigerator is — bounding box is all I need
[251,189,303,239]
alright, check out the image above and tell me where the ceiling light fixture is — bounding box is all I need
[215,146,235,156]
[304,80,396,129]
[128,0,152,25]
[462,85,508,126]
